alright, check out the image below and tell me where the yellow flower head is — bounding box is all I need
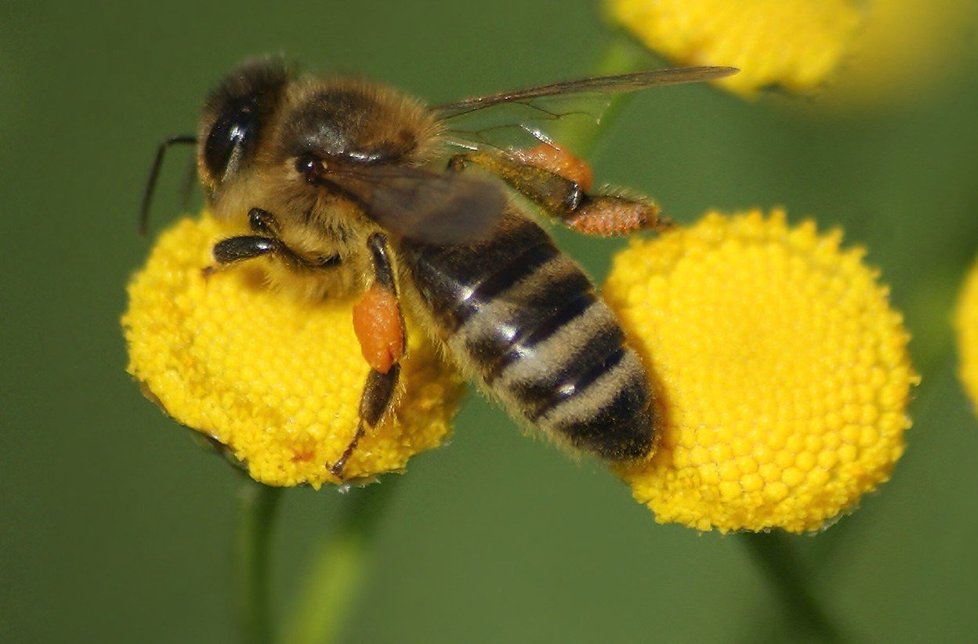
[955,257,978,412]
[609,0,975,105]
[609,0,863,96]
[817,0,976,109]
[604,209,917,533]
[122,213,464,488]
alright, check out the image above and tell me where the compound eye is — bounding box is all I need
[203,94,261,183]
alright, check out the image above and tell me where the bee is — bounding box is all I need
[141,58,735,478]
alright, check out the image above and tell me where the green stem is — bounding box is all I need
[235,478,284,644]
[740,532,843,642]
[281,480,400,644]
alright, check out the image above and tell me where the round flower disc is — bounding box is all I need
[123,214,464,488]
[604,209,917,532]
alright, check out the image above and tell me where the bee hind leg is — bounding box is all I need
[328,233,405,479]
[327,365,401,478]
[449,148,670,237]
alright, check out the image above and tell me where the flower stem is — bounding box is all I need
[281,480,400,644]
[740,532,843,641]
[235,477,283,644]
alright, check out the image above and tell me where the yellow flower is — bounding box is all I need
[609,0,863,96]
[955,257,978,413]
[604,209,917,533]
[122,213,464,488]
[819,0,976,109]
[608,0,976,105]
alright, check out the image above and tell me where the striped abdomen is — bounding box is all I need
[397,211,654,460]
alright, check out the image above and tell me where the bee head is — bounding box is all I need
[197,57,290,195]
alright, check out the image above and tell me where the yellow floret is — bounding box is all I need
[609,0,864,96]
[955,257,978,413]
[122,213,464,488]
[604,209,917,533]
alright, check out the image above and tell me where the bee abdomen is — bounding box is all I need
[468,268,654,460]
[400,213,654,460]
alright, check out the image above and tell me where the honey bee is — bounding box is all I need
[141,58,735,478]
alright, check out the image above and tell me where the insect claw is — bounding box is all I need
[327,420,368,479]
[326,459,347,479]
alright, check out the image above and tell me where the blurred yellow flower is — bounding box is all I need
[604,209,917,533]
[822,0,976,108]
[609,0,863,96]
[955,257,978,413]
[122,213,464,488]
[609,0,975,104]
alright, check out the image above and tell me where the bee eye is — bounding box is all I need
[203,95,261,182]
[198,58,289,189]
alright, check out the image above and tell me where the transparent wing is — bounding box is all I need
[307,68,737,245]
[317,165,507,245]
[434,66,737,114]
[432,66,737,153]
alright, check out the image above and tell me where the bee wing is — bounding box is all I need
[434,66,737,114]
[323,165,507,245]
[432,66,737,152]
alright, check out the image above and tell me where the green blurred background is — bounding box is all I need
[2,1,978,642]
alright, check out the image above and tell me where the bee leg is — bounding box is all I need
[246,207,279,235]
[351,234,405,374]
[328,233,405,479]
[212,235,281,264]
[449,148,670,237]
[211,208,340,270]
[327,366,401,478]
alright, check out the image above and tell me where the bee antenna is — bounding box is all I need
[139,134,197,235]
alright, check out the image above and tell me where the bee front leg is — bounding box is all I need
[328,232,405,479]
[449,148,670,237]
[211,208,341,270]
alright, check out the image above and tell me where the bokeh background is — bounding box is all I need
[2,1,978,642]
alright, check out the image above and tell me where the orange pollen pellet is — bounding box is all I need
[513,143,594,192]
[352,285,404,374]
[567,199,655,236]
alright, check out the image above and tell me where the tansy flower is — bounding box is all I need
[814,0,976,108]
[609,0,863,96]
[608,0,975,105]
[122,213,464,488]
[955,257,978,413]
[604,209,917,533]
